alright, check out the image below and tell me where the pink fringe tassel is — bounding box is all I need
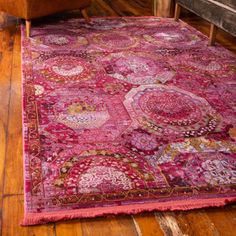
[22,196,236,226]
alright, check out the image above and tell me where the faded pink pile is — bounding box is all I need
[22,17,236,225]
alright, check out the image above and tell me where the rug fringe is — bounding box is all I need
[21,196,236,226]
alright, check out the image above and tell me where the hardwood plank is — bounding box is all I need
[114,0,146,16]
[2,195,54,236]
[206,206,236,236]
[56,220,83,236]
[0,19,15,194]
[132,213,164,236]
[173,210,220,236]
[155,212,185,236]
[0,16,17,234]
[3,27,23,195]
[87,2,109,17]
[97,0,135,16]
[95,0,118,16]
[81,216,138,236]
[123,0,152,16]
[0,118,5,232]
[95,0,152,16]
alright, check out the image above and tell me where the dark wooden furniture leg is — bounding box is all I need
[26,20,31,37]
[81,8,90,23]
[209,23,218,46]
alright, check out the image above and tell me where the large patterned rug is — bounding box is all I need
[22,17,236,225]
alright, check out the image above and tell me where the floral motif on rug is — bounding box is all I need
[22,17,236,225]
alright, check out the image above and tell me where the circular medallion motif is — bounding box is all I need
[36,33,83,48]
[57,101,110,129]
[170,53,236,79]
[41,56,95,82]
[83,18,126,30]
[124,85,220,138]
[77,166,133,193]
[143,29,200,47]
[43,88,131,143]
[101,52,174,84]
[139,90,201,126]
[92,32,138,50]
[44,35,71,46]
[51,145,162,196]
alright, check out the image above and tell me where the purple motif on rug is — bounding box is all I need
[21,17,236,225]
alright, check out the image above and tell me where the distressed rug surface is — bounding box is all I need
[22,17,236,225]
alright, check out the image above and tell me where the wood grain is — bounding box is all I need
[2,195,55,236]
[173,210,220,236]
[3,27,24,195]
[155,212,185,236]
[0,12,4,26]
[206,207,236,236]
[0,22,16,234]
[0,23,15,194]
[81,216,137,236]
[0,118,5,231]
[133,213,164,236]
[56,220,83,236]
[94,0,118,16]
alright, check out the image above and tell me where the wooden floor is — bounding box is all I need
[0,1,236,235]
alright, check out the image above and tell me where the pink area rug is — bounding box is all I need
[22,17,236,225]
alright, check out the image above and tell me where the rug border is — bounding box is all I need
[22,196,236,225]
